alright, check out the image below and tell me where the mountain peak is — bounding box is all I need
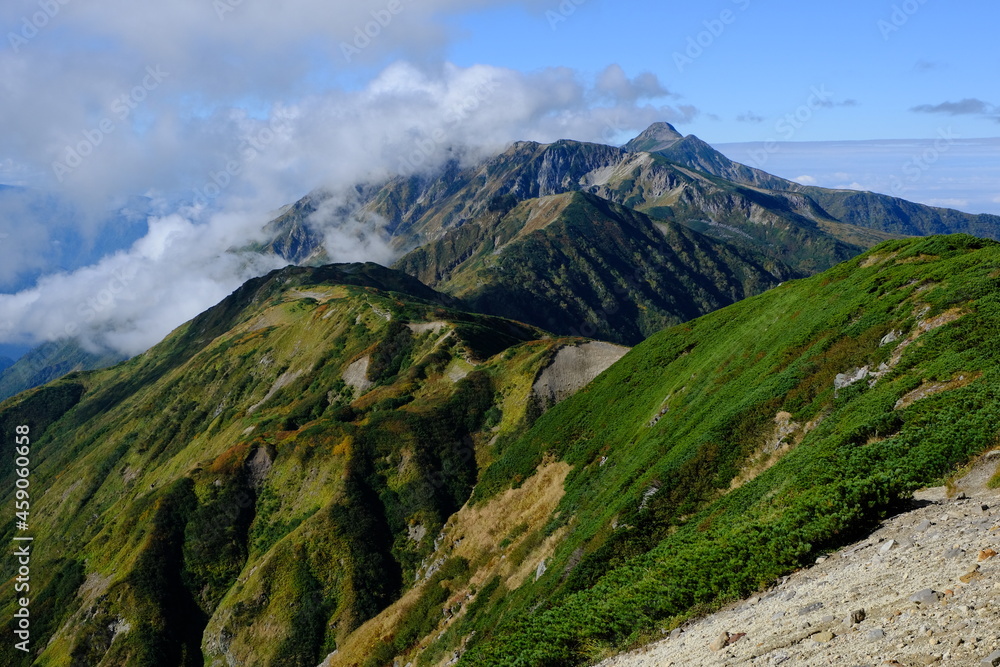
[624,122,684,153]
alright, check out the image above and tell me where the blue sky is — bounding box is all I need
[443,0,1000,142]
[0,0,997,359]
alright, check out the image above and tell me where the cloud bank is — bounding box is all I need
[0,52,686,355]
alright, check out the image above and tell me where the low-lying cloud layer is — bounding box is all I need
[0,50,686,355]
[0,212,286,356]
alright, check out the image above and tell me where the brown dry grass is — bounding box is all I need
[729,412,825,490]
[860,251,899,268]
[895,254,940,264]
[894,372,982,411]
[326,461,572,667]
[517,195,573,239]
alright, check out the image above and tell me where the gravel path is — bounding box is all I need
[599,456,1000,667]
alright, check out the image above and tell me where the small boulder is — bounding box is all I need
[726,632,746,647]
[709,632,730,652]
[798,601,824,616]
[909,588,942,606]
[880,330,901,346]
[835,366,870,391]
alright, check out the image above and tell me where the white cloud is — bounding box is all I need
[0,1,704,356]
[792,175,817,185]
[0,210,287,356]
[594,65,671,103]
[0,58,696,355]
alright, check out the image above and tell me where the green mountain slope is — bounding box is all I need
[0,263,628,666]
[320,234,1000,667]
[801,186,1000,238]
[5,235,1000,666]
[458,234,1000,665]
[395,191,789,344]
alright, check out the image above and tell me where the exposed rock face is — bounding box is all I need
[834,366,870,392]
[647,133,797,191]
[258,125,1000,305]
[342,355,374,395]
[532,342,630,408]
[245,446,273,489]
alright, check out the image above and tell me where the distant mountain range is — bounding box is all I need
[260,122,1000,342]
[8,123,1000,400]
[0,340,124,401]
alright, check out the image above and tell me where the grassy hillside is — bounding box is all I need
[5,236,1000,666]
[0,263,595,666]
[353,234,1000,666]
